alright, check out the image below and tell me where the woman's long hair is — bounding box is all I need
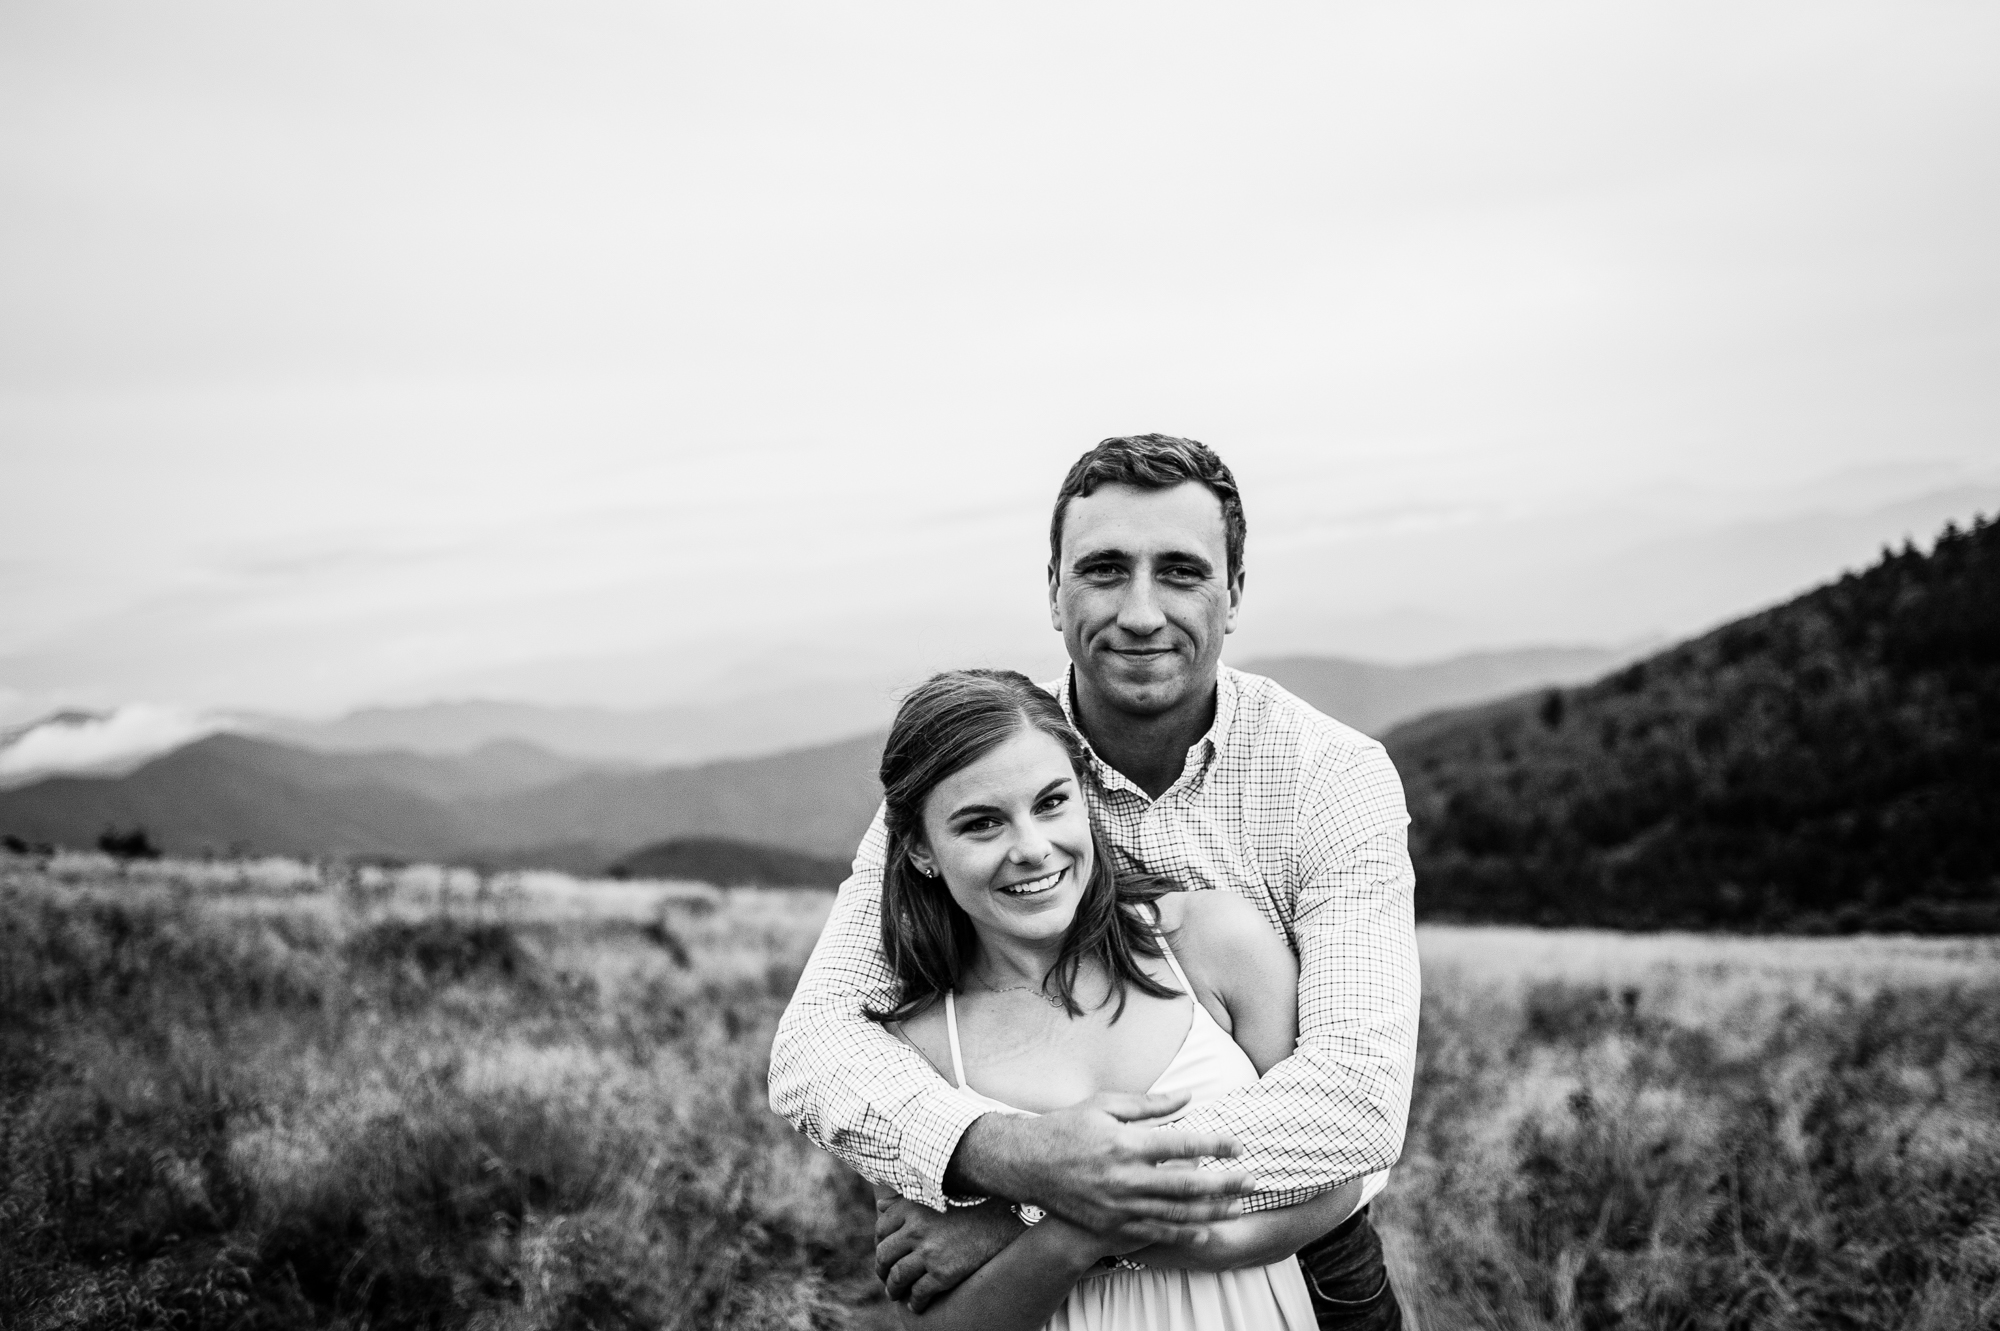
[866,668,1181,1025]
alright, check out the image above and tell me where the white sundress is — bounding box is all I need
[942,938,1317,1331]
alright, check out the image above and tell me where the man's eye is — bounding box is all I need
[1162,566,1205,583]
[1078,564,1124,581]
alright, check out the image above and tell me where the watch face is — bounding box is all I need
[1016,1203,1047,1226]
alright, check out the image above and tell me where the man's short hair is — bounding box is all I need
[1048,434,1247,581]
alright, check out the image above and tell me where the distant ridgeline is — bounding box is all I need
[1387,515,2000,933]
[609,836,851,889]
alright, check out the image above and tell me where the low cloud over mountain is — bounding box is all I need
[0,706,227,788]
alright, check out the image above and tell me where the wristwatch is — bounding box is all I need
[1011,1203,1046,1226]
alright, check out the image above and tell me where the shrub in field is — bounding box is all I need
[346,916,537,982]
[97,826,163,861]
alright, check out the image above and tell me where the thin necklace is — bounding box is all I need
[966,975,1067,1009]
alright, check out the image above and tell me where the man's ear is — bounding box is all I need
[1047,562,1063,633]
[1224,567,1245,634]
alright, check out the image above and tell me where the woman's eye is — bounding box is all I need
[1036,793,1069,813]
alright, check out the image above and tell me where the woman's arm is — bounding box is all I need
[894,1217,1111,1331]
[1165,890,1300,1075]
[1125,1176,1366,1272]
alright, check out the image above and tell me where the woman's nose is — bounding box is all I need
[1007,824,1052,864]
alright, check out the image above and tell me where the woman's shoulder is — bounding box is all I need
[1157,890,1299,1066]
[1158,890,1293,990]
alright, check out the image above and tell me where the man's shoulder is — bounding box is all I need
[1221,666,1386,769]
[1220,667,1412,856]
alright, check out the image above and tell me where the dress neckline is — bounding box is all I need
[944,930,1208,1106]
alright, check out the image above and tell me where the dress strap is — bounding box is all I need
[944,990,968,1088]
[1152,928,1198,1010]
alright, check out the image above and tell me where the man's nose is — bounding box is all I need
[1115,578,1167,635]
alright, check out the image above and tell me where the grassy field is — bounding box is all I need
[3,855,1997,1330]
[1395,928,2000,1330]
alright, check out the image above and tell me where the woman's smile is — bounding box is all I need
[997,865,1068,898]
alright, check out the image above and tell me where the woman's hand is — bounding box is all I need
[875,1191,1025,1312]
[884,1206,1121,1330]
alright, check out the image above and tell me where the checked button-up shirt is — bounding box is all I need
[768,665,1419,1213]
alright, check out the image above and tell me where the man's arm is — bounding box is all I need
[1167,740,1420,1210]
[1128,1175,1366,1272]
[770,808,992,1208]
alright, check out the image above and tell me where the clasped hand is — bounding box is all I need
[874,1089,1253,1311]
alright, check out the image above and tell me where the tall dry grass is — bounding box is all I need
[0,855,882,1330]
[4,857,1997,1329]
[1383,928,2000,1330]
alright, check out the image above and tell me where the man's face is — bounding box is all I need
[1048,481,1242,719]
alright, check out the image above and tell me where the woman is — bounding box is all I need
[867,669,1364,1331]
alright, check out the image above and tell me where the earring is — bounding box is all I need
[919,866,936,878]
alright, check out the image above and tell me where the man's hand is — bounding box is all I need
[874,1189,1023,1313]
[946,1091,1254,1247]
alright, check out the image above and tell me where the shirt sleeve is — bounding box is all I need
[1169,741,1420,1211]
[768,804,990,1211]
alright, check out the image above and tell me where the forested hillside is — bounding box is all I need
[1388,515,2000,932]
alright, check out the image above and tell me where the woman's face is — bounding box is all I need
[909,725,1095,950]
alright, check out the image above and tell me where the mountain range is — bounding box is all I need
[1247,646,1634,737]
[245,677,905,766]
[8,511,1995,936]
[0,644,1630,790]
[245,645,1631,763]
[0,645,1620,873]
[0,730,884,871]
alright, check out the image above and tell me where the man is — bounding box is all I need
[770,435,1418,1328]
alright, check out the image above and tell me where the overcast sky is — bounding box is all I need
[4,0,1998,724]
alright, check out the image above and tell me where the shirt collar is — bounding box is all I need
[1053,665,1238,801]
